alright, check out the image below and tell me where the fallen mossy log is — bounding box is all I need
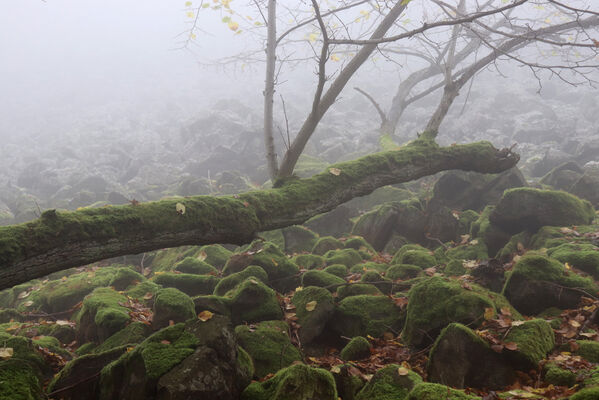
[0,138,518,290]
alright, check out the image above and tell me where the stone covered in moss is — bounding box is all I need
[324,264,348,277]
[391,244,429,264]
[153,272,218,297]
[544,362,576,387]
[333,295,402,338]
[235,320,302,378]
[408,382,479,400]
[229,277,283,325]
[336,283,383,300]
[394,249,436,269]
[213,265,268,296]
[360,271,393,294]
[173,256,219,275]
[241,363,337,400]
[444,259,467,277]
[427,323,514,389]
[386,264,422,281]
[282,225,319,254]
[355,364,421,400]
[490,188,595,234]
[547,243,599,278]
[292,286,335,344]
[312,236,344,255]
[504,319,554,369]
[197,244,233,270]
[470,205,512,257]
[301,270,346,291]
[125,280,161,300]
[110,267,145,291]
[94,321,152,354]
[77,287,131,343]
[340,336,371,361]
[571,386,599,400]
[223,241,299,293]
[0,359,43,400]
[324,248,363,268]
[33,335,72,360]
[193,294,232,317]
[152,287,196,329]
[502,255,597,315]
[344,236,376,254]
[575,340,599,363]
[0,308,22,324]
[446,241,489,261]
[350,261,389,274]
[403,277,514,348]
[292,254,325,270]
[0,332,48,376]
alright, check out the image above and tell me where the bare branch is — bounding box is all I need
[354,87,388,126]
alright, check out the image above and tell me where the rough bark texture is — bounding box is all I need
[0,138,518,290]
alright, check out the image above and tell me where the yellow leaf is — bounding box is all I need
[295,286,303,292]
[23,300,33,307]
[397,366,409,376]
[330,54,340,62]
[330,365,341,373]
[484,307,495,321]
[308,32,318,43]
[329,168,341,176]
[400,0,413,5]
[198,310,214,322]
[512,320,525,327]
[176,202,186,215]
[17,291,30,299]
[198,251,207,261]
[565,262,572,270]
[228,21,239,31]
[0,348,13,360]
[185,1,192,6]
[186,11,195,18]
[305,301,317,311]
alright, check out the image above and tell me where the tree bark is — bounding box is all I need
[0,139,518,290]
[263,0,279,180]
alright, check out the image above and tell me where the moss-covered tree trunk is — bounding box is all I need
[0,138,518,290]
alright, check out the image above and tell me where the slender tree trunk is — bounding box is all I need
[0,140,519,290]
[264,0,278,180]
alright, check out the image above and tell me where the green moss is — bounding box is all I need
[152,287,196,327]
[336,283,383,300]
[504,319,554,368]
[302,270,346,291]
[344,236,376,254]
[570,387,599,400]
[235,320,302,378]
[575,340,599,363]
[110,267,145,291]
[282,225,319,253]
[0,308,22,324]
[360,271,393,294]
[444,259,467,277]
[125,280,161,300]
[408,383,479,399]
[458,210,480,235]
[340,336,371,361]
[197,244,233,269]
[213,265,268,296]
[496,231,532,262]
[230,278,283,325]
[350,261,389,274]
[237,346,255,379]
[395,250,437,269]
[544,362,576,387]
[386,264,422,280]
[153,272,218,296]
[74,342,97,356]
[94,322,151,353]
[324,264,348,277]
[0,359,43,400]
[173,256,219,275]
[241,363,337,400]
[547,243,599,278]
[292,286,335,343]
[292,254,325,270]
[356,364,422,400]
[391,244,429,264]
[324,248,363,268]
[312,236,344,255]
[78,287,131,341]
[334,295,402,338]
[32,335,72,360]
[446,241,489,261]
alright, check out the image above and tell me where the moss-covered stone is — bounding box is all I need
[360,270,393,294]
[504,319,554,369]
[344,236,376,254]
[324,264,348,277]
[197,244,233,270]
[192,294,232,317]
[502,255,597,315]
[173,256,219,275]
[0,359,43,400]
[386,264,423,280]
[490,188,596,234]
[33,335,72,360]
[241,363,337,400]
[333,295,402,338]
[575,340,599,363]
[570,386,599,400]
[324,248,363,268]
[496,231,532,262]
[391,244,429,264]
[394,250,437,269]
[403,277,516,348]
[213,265,268,296]
[301,270,346,291]
[355,364,422,400]
[547,243,599,278]
[340,336,371,361]
[292,286,335,344]
[292,254,325,270]
[153,272,218,297]
[94,321,152,354]
[229,278,283,325]
[152,287,195,329]
[336,283,383,300]
[0,308,22,324]
[544,362,576,387]
[110,267,145,291]
[408,382,479,400]
[125,280,161,300]
[77,287,131,342]
[349,261,389,274]
[444,259,467,277]
[282,225,319,254]
[312,236,344,255]
[470,205,512,257]
[0,332,48,376]
[237,345,255,380]
[446,241,489,261]
[235,320,302,378]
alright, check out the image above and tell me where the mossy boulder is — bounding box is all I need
[444,259,467,277]
[292,286,335,344]
[213,265,268,296]
[153,272,218,297]
[282,225,319,254]
[241,363,337,400]
[235,320,302,378]
[94,322,152,354]
[543,362,577,387]
[324,248,363,268]
[312,236,344,255]
[197,244,233,270]
[393,250,436,269]
[100,315,251,400]
[427,323,515,389]
[324,264,348,277]
[152,287,196,329]
[502,255,597,315]
[446,241,489,261]
[336,283,383,300]
[349,261,389,274]
[0,332,48,377]
[302,270,346,292]
[470,205,512,257]
[490,188,595,234]
[386,264,423,281]
[575,340,599,363]
[408,382,479,400]
[332,295,402,338]
[340,336,371,361]
[125,280,161,301]
[391,244,430,264]
[193,294,232,317]
[403,277,516,348]
[571,387,599,400]
[355,364,422,400]
[547,243,599,278]
[292,254,325,270]
[110,267,145,291]
[503,319,554,369]
[229,278,283,325]
[0,359,44,400]
[344,236,376,254]
[360,271,393,294]
[173,256,219,275]
[223,241,299,293]
[76,287,131,343]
